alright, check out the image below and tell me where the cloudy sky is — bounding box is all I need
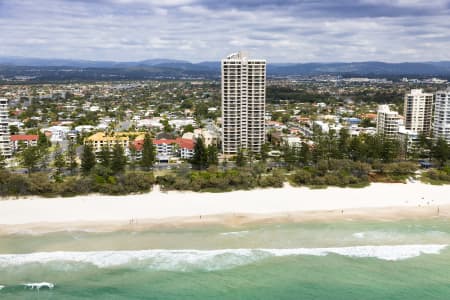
[0,0,449,62]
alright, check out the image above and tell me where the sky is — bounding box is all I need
[0,0,450,63]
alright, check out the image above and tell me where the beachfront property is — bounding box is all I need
[0,98,11,158]
[221,51,266,154]
[133,137,195,162]
[404,89,434,135]
[433,88,450,144]
[398,126,421,154]
[85,132,133,154]
[10,134,39,153]
[376,104,400,139]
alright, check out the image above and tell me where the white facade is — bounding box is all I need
[41,126,71,143]
[376,105,399,138]
[404,89,433,135]
[433,88,450,144]
[0,98,11,157]
[221,51,266,154]
[399,126,420,154]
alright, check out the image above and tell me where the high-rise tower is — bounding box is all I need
[0,98,11,158]
[221,52,266,154]
[376,104,399,139]
[404,89,433,135]
[433,88,450,144]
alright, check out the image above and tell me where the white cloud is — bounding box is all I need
[0,0,449,62]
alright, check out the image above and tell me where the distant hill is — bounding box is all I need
[268,62,450,76]
[1,56,450,82]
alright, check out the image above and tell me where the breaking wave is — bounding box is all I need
[0,245,446,272]
[24,282,54,290]
[220,230,250,236]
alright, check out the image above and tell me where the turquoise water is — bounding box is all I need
[1,220,450,299]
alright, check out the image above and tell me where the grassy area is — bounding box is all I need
[420,169,450,185]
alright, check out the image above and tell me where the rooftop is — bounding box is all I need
[10,135,39,141]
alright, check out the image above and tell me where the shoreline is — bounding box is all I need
[0,205,449,235]
[1,182,449,234]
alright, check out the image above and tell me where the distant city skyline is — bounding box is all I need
[1,0,450,63]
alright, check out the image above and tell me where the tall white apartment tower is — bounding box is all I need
[376,104,399,139]
[0,98,11,158]
[433,88,450,144]
[404,89,434,135]
[221,51,266,154]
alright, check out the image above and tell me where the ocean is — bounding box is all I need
[0,219,449,299]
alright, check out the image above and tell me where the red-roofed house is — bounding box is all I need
[360,113,377,120]
[132,137,195,162]
[10,135,39,152]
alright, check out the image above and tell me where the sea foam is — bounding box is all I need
[0,245,446,272]
[24,282,54,290]
[220,230,250,236]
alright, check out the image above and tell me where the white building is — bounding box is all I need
[283,136,302,148]
[376,105,399,138]
[137,118,164,130]
[404,89,433,135]
[433,88,450,144]
[221,51,266,154]
[41,126,71,143]
[10,135,39,153]
[399,126,420,154]
[0,98,11,157]
[134,138,194,162]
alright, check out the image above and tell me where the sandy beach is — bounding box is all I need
[0,182,449,233]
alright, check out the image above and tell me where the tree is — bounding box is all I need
[141,133,156,170]
[349,135,366,162]
[160,119,172,133]
[365,134,383,162]
[360,118,374,128]
[326,130,340,160]
[260,143,270,162]
[298,142,312,165]
[37,131,51,148]
[111,143,127,174]
[418,133,433,158]
[81,144,96,175]
[182,124,194,134]
[39,147,50,170]
[380,138,401,163]
[207,144,219,166]
[432,138,450,168]
[97,145,111,168]
[128,144,138,170]
[236,148,247,168]
[67,139,78,175]
[312,135,327,164]
[338,128,350,159]
[53,144,66,176]
[20,146,44,174]
[9,125,19,135]
[0,154,6,169]
[194,102,208,120]
[282,144,297,170]
[191,138,208,170]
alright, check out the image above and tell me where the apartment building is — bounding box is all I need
[404,89,433,135]
[221,51,266,154]
[0,98,11,158]
[376,105,400,138]
[433,88,450,144]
